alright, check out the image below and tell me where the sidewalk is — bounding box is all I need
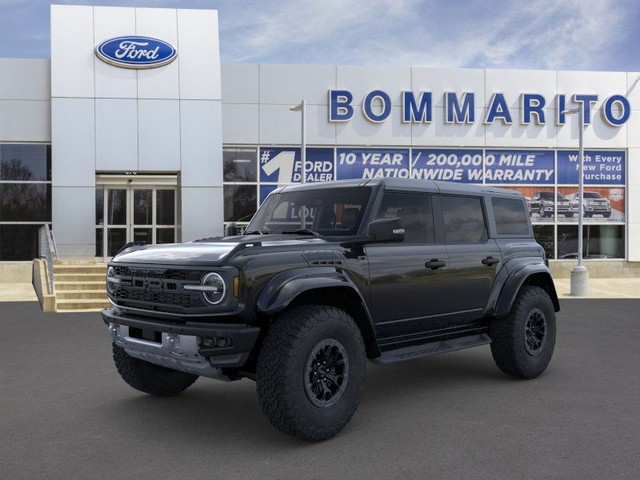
[0,283,37,302]
[553,277,640,299]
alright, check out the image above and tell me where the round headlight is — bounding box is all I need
[106,266,117,295]
[201,272,226,305]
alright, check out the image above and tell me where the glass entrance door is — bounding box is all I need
[96,180,177,259]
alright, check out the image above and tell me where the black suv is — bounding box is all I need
[103,179,559,441]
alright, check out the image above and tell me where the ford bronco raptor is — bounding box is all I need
[102,179,559,441]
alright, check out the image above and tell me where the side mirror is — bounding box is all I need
[225,222,239,237]
[367,217,404,243]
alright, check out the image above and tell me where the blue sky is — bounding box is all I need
[1,0,639,71]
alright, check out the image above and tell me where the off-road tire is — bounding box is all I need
[256,305,366,441]
[112,344,198,396]
[489,286,556,379]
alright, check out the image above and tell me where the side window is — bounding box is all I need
[440,195,486,244]
[375,192,434,243]
[492,197,530,235]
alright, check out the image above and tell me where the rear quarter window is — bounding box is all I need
[492,197,530,235]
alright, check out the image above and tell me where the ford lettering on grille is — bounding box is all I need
[95,36,177,69]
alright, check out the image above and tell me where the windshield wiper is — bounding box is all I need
[281,228,322,237]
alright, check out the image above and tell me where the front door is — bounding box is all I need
[366,191,451,343]
[95,176,177,259]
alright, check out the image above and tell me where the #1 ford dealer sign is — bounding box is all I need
[95,36,177,69]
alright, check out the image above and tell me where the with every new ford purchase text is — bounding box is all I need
[102,179,559,441]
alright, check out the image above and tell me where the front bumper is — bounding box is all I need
[585,205,611,213]
[102,307,260,380]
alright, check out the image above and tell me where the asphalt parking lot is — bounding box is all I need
[1,300,640,480]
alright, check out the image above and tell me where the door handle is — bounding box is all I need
[482,256,500,266]
[425,259,446,270]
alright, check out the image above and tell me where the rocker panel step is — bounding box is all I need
[372,333,491,364]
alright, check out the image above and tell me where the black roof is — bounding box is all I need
[279,178,521,197]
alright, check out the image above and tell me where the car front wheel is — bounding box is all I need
[256,304,366,441]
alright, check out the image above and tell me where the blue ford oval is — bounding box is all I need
[95,36,177,69]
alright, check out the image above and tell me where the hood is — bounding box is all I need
[112,242,239,266]
[111,235,329,267]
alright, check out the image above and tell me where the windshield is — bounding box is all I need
[584,192,604,199]
[246,187,373,236]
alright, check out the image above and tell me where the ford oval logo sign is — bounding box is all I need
[95,36,177,69]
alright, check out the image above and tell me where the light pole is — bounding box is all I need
[289,100,306,184]
[562,104,589,295]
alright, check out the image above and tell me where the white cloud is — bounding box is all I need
[0,0,635,70]
[218,0,633,71]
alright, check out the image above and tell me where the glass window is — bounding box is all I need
[492,197,530,235]
[0,184,51,222]
[156,228,175,244]
[107,228,127,257]
[0,144,51,181]
[133,228,152,244]
[133,189,153,225]
[224,185,257,222]
[107,189,127,225]
[0,224,41,260]
[95,228,104,257]
[156,190,175,225]
[223,147,257,182]
[557,225,624,259]
[95,188,104,226]
[376,192,434,243]
[440,195,487,244]
[246,186,372,236]
[534,225,555,260]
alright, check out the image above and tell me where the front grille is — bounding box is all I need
[111,267,204,310]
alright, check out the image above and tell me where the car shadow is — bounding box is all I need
[101,348,508,448]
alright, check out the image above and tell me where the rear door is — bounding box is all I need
[436,194,501,324]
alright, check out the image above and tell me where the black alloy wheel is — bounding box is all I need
[523,307,547,355]
[304,339,349,408]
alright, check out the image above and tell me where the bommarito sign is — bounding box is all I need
[328,90,631,127]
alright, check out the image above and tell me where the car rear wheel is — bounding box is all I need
[489,286,556,379]
[256,304,366,441]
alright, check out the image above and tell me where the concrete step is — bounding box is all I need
[55,298,111,311]
[55,273,106,283]
[57,308,109,313]
[54,265,107,275]
[56,290,108,300]
[53,260,106,265]
[55,281,106,291]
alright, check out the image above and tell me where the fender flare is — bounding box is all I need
[492,260,560,318]
[256,267,380,357]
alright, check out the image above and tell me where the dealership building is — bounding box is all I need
[1,4,640,282]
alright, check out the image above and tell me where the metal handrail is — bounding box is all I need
[38,224,58,294]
